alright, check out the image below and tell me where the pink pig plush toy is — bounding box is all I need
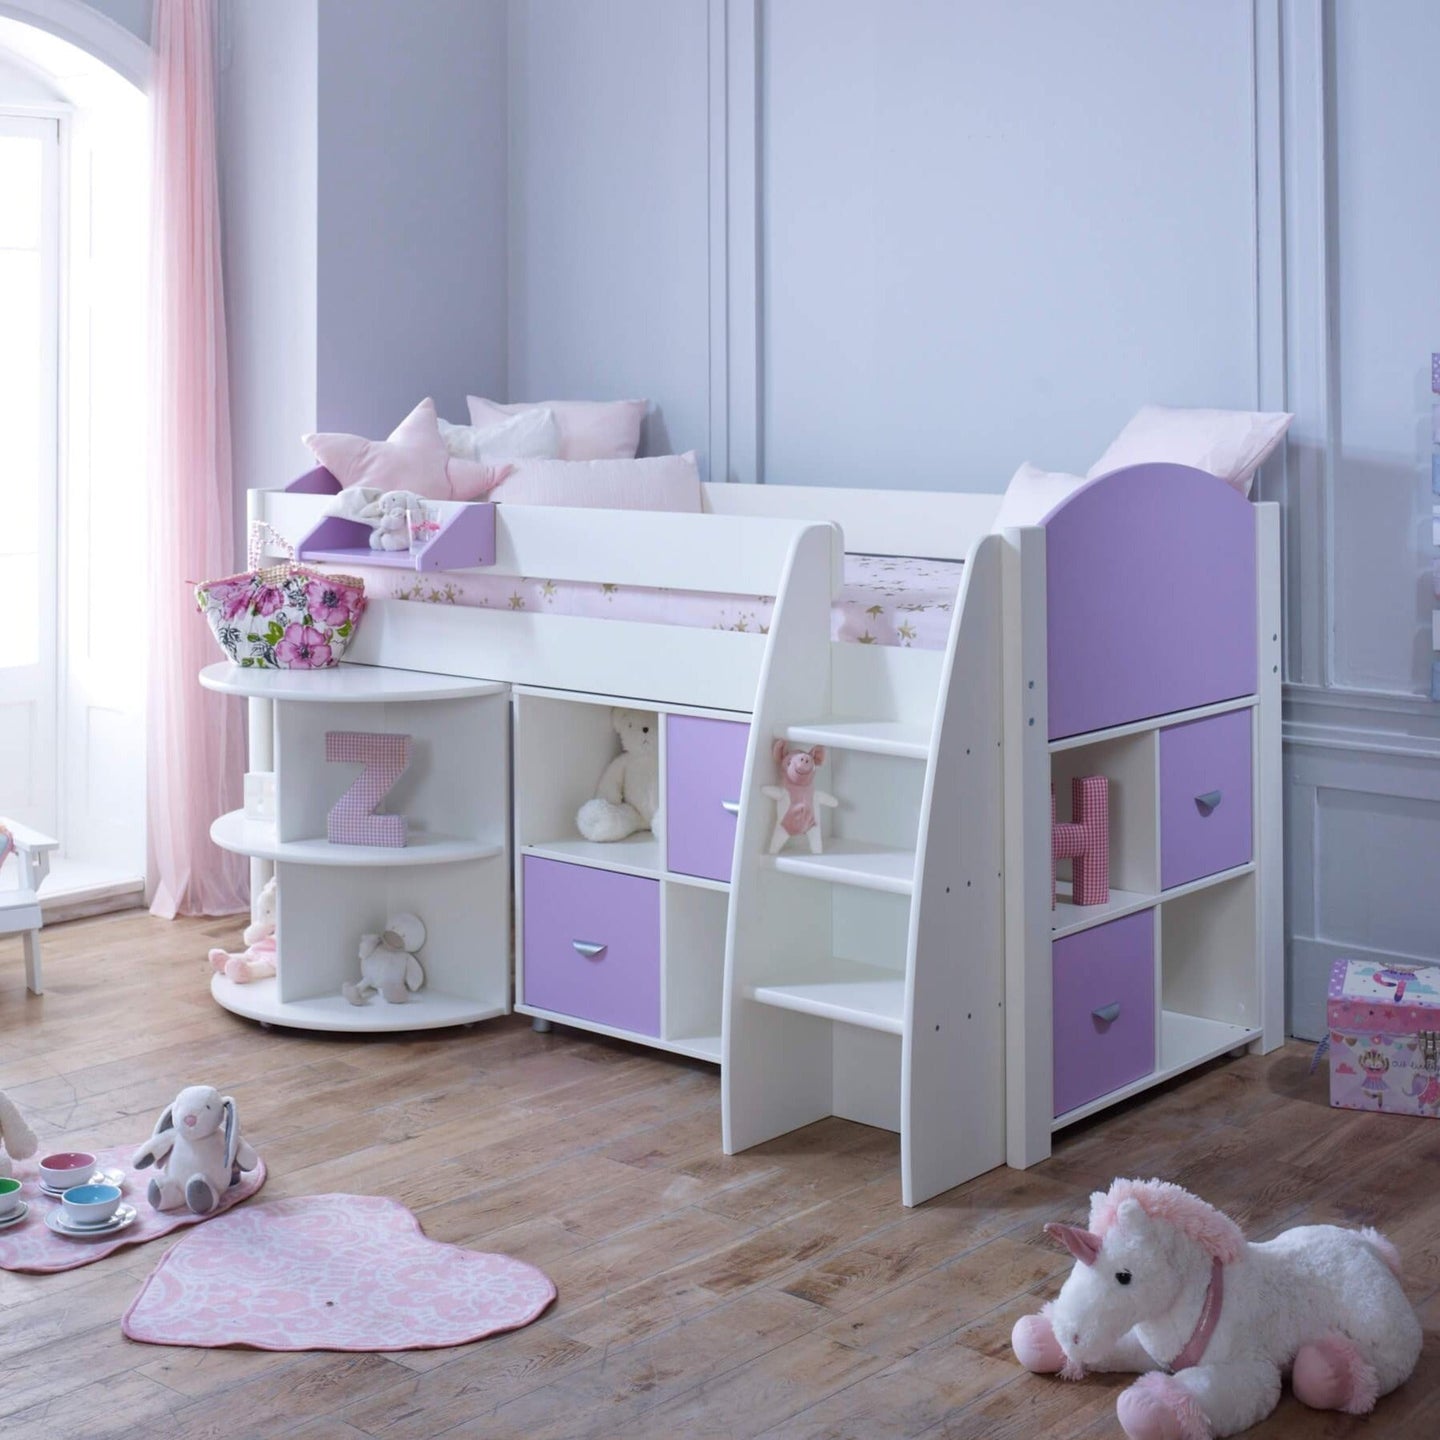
[763,741,838,855]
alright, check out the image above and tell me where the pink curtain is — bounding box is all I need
[146,0,248,918]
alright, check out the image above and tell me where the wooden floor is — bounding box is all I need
[0,912,1436,1439]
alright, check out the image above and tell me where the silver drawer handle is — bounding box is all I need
[1195,790,1222,816]
[572,940,607,960]
[1092,1002,1121,1025]
[720,800,740,816]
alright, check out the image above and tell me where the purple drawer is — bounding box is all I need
[1053,910,1155,1117]
[522,858,660,1036]
[666,715,750,883]
[1160,710,1252,890]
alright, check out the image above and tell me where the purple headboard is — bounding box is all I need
[1044,464,1256,741]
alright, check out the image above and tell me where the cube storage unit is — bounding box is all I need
[512,688,746,1061]
[199,662,511,1032]
[1005,466,1283,1166]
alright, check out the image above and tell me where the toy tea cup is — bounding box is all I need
[38,1152,97,1191]
[0,1177,22,1218]
[61,1183,122,1227]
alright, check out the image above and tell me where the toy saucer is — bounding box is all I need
[0,1202,29,1229]
[45,1203,137,1239]
[38,1168,124,1200]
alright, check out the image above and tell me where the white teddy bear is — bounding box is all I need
[343,912,426,1005]
[133,1084,259,1214]
[360,490,413,551]
[576,708,660,843]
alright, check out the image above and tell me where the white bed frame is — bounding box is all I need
[226,473,1281,1207]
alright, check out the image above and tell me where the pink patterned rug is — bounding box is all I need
[122,1194,556,1351]
[0,1144,266,1274]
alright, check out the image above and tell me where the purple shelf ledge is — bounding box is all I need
[296,502,496,573]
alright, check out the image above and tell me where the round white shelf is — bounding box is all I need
[210,811,502,867]
[211,974,508,1033]
[199,662,506,704]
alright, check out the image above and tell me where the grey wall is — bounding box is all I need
[317,0,507,434]
[85,0,145,43]
[762,0,1259,490]
[507,0,709,463]
[1279,0,1440,1036]
[220,0,317,504]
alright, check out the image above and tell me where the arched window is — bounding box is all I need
[0,9,147,908]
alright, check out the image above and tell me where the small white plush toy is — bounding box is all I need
[576,708,661,843]
[0,1088,38,1180]
[132,1084,258,1214]
[343,912,426,1005]
[360,490,413,551]
[208,875,278,984]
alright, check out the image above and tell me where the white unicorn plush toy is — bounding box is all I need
[1012,1177,1421,1439]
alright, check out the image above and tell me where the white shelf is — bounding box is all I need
[1050,863,1256,940]
[769,841,915,895]
[200,662,505,704]
[1052,1011,1262,1130]
[211,811,501,868]
[670,1033,721,1062]
[1048,695,1257,753]
[1050,884,1156,938]
[782,720,930,760]
[747,959,905,1034]
[211,975,507,1033]
[522,834,662,880]
[515,1004,720,1064]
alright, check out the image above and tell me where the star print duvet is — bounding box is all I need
[326,553,961,650]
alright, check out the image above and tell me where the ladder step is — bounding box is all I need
[782,720,930,760]
[747,960,905,1033]
[769,841,915,896]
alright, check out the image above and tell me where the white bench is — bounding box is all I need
[1,819,59,995]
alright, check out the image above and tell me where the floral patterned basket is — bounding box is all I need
[197,522,366,669]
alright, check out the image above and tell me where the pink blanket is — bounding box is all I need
[334,552,963,651]
[0,1145,266,1274]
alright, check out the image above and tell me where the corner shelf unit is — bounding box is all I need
[511,687,747,1064]
[283,464,498,574]
[199,662,512,1033]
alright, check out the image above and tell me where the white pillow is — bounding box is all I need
[438,407,560,464]
[1087,405,1293,497]
[489,452,703,512]
[992,462,1088,530]
[467,396,646,461]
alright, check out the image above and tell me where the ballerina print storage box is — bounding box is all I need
[1327,959,1440,1116]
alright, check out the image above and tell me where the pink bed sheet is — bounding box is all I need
[338,553,962,651]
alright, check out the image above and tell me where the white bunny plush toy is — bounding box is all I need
[132,1085,258,1214]
[0,1088,38,1180]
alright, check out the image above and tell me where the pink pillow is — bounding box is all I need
[488,453,702,512]
[304,399,511,501]
[466,396,646,462]
[1087,405,1293,497]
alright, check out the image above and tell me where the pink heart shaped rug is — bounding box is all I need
[122,1194,556,1351]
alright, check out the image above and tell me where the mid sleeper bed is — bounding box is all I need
[208,464,1282,1206]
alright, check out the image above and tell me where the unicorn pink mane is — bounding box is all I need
[1088,1178,1245,1264]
